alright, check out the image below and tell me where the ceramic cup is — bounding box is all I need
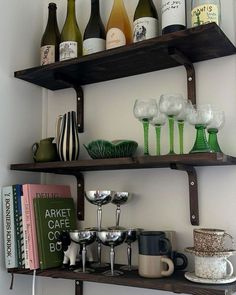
[195,255,234,279]
[194,228,234,252]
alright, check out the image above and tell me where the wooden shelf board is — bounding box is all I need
[9,267,236,295]
[14,23,236,91]
[10,153,236,175]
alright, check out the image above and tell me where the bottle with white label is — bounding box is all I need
[83,0,105,55]
[40,3,60,65]
[161,0,186,34]
[133,0,159,43]
[60,0,82,61]
[106,0,132,50]
[191,0,221,27]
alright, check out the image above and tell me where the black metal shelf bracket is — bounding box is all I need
[73,172,84,221]
[75,280,83,295]
[54,72,84,133]
[171,164,199,226]
[169,48,196,105]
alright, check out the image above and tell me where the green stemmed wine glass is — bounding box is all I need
[187,104,213,153]
[207,110,225,153]
[175,100,193,154]
[133,99,158,155]
[159,94,185,155]
[150,108,167,156]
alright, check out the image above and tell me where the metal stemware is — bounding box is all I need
[111,192,131,229]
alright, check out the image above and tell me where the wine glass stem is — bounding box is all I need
[82,244,86,273]
[97,242,102,264]
[116,205,121,227]
[142,120,149,155]
[127,243,132,271]
[155,126,161,156]
[97,205,102,231]
[168,116,175,154]
[110,245,115,276]
[178,121,184,154]
[208,128,222,152]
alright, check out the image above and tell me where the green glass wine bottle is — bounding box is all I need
[40,3,60,65]
[161,0,186,34]
[60,0,82,61]
[133,0,159,43]
[191,0,221,27]
[83,0,106,55]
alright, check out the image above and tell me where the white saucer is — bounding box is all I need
[185,272,236,284]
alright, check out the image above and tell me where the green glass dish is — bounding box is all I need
[84,140,138,159]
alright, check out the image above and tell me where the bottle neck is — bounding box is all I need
[47,6,57,28]
[90,0,100,17]
[66,0,77,21]
[113,0,125,9]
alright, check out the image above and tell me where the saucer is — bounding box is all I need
[185,272,236,284]
[185,247,236,257]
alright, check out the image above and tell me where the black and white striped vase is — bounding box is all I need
[57,111,80,161]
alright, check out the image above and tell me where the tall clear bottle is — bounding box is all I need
[133,0,159,43]
[106,0,132,49]
[161,0,186,34]
[191,0,221,27]
[83,0,106,55]
[60,0,82,61]
[40,3,60,65]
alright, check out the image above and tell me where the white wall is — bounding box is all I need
[0,0,43,294]
[2,0,236,295]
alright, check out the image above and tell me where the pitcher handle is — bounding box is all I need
[55,115,63,146]
[32,142,39,161]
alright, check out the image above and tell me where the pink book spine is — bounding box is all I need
[21,195,30,269]
[22,184,71,270]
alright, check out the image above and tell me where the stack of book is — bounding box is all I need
[2,184,77,270]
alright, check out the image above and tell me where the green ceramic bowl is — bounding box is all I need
[84,140,138,159]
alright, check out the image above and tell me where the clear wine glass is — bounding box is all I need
[133,99,158,155]
[97,230,127,276]
[175,100,193,154]
[186,104,213,153]
[207,110,225,153]
[159,94,185,155]
[84,190,115,268]
[150,108,167,156]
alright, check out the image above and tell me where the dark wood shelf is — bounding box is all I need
[14,23,236,91]
[10,153,236,175]
[9,267,236,295]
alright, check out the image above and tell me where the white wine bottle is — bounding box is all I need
[60,0,82,61]
[191,0,221,27]
[106,0,132,49]
[40,3,60,65]
[83,0,106,55]
[133,0,158,43]
[161,0,186,35]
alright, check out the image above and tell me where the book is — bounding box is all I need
[12,184,24,268]
[2,186,18,268]
[34,197,77,269]
[22,184,71,270]
[21,195,30,268]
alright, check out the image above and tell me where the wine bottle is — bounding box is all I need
[191,0,221,27]
[60,0,82,61]
[83,0,106,55]
[133,0,159,43]
[106,0,132,49]
[161,0,186,34]
[40,3,60,65]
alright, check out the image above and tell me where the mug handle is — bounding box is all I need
[159,238,172,255]
[224,233,234,249]
[161,257,174,277]
[172,251,188,270]
[32,142,39,161]
[225,258,234,277]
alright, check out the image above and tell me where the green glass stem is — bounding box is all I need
[208,128,222,152]
[155,126,161,156]
[168,116,175,155]
[178,121,184,154]
[142,120,149,155]
[190,124,212,153]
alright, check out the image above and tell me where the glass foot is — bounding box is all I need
[103,269,124,276]
[74,268,95,273]
[91,262,109,268]
[120,265,138,271]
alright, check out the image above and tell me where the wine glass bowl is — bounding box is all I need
[187,104,213,153]
[70,230,96,273]
[207,110,225,152]
[97,230,127,276]
[133,99,158,155]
